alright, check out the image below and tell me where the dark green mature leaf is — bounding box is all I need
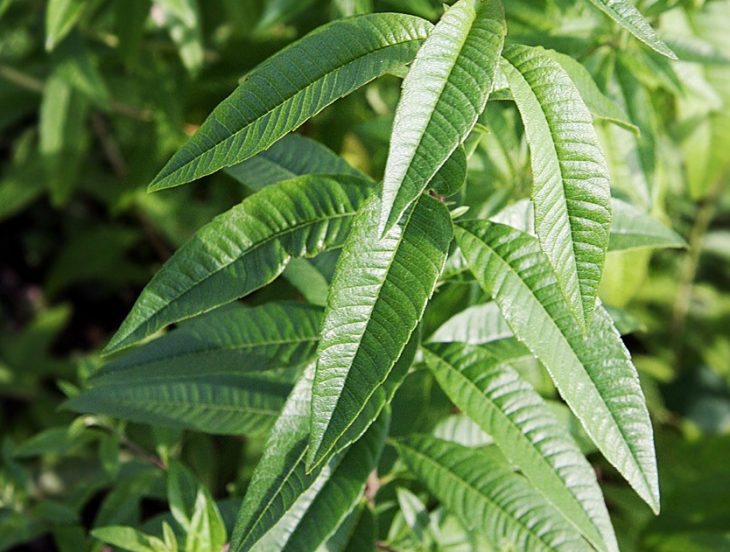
[394,435,587,551]
[105,175,371,354]
[585,0,676,59]
[502,44,612,330]
[424,341,618,552]
[149,14,432,191]
[430,145,467,197]
[455,221,660,513]
[66,372,290,435]
[379,0,506,233]
[609,199,686,251]
[225,134,366,192]
[95,303,321,383]
[308,194,452,469]
[230,368,388,552]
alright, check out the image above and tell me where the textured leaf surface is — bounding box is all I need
[609,199,686,251]
[149,14,432,190]
[225,134,365,192]
[95,303,321,383]
[308,194,452,469]
[106,175,371,353]
[585,0,676,59]
[455,220,660,512]
[230,368,388,552]
[395,435,587,551]
[424,341,618,552]
[379,0,506,233]
[502,44,612,329]
[66,372,289,435]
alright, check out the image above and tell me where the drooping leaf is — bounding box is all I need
[225,134,366,192]
[584,0,676,59]
[65,371,290,435]
[423,341,618,552]
[609,199,686,251]
[394,435,587,551]
[149,14,432,191]
[105,175,371,354]
[308,194,452,469]
[95,303,321,383]
[45,0,84,51]
[379,0,506,233]
[502,44,612,329]
[455,220,660,512]
[230,368,388,552]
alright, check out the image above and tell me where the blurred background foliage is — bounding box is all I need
[0,0,728,550]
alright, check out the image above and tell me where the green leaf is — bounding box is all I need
[545,50,638,134]
[153,0,204,76]
[455,221,660,513]
[609,199,686,251]
[429,145,467,198]
[91,526,167,552]
[429,302,511,344]
[65,371,290,435]
[423,341,618,552]
[502,44,612,329]
[149,14,432,191]
[318,503,377,552]
[394,435,587,551]
[396,488,432,545]
[281,260,330,306]
[105,175,371,354]
[308,194,452,469]
[45,0,84,51]
[230,368,388,552]
[379,0,506,233]
[584,0,676,59]
[225,134,366,192]
[96,303,321,382]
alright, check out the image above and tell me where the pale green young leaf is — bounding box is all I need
[379,0,506,233]
[585,0,676,59]
[455,221,660,512]
[45,0,84,51]
[149,14,432,191]
[230,368,388,552]
[424,341,618,552]
[105,175,371,354]
[91,526,167,552]
[609,199,686,251]
[308,194,452,469]
[96,303,321,382]
[502,44,612,329]
[65,372,290,435]
[394,435,587,551]
[225,134,366,192]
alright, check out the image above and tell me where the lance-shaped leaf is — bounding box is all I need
[65,372,290,435]
[502,44,612,330]
[308,194,452,469]
[455,221,660,513]
[429,302,512,344]
[105,175,372,354]
[94,303,321,383]
[394,435,587,551]
[225,134,366,192]
[379,0,506,234]
[584,0,676,59]
[423,341,618,552]
[609,199,686,251]
[230,368,388,552]
[149,14,432,191]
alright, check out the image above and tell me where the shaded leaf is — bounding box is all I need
[609,199,686,251]
[455,221,660,512]
[45,0,84,51]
